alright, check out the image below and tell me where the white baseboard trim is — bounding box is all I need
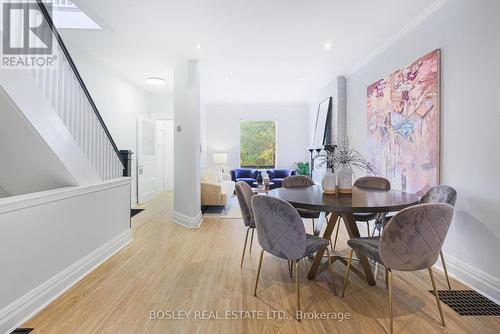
[0,229,133,334]
[434,253,500,305]
[171,210,203,229]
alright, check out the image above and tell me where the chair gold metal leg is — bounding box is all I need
[325,247,337,295]
[301,257,308,273]
[295,260,301,322]
[253,250,264,296]
[428,266,446,327]
[385,267,389,289]
[341,249,354,297]
[240,227,250,268]
[333,217,341,250]
[288,260,293,278]
[249,228,255,253]
[387,268,394,334]
[440,251,452,290]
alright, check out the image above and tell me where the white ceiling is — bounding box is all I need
[62,0,438,103]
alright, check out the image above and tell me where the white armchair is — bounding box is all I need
[200,168,235,211]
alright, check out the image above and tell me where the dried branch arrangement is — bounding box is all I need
[316,137,375,175]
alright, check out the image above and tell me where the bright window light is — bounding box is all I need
[52,1,101,30]
[240,120,276,168]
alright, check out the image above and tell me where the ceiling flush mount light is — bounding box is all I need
[324,42,332,50]
[300,77,304,81]
[224,77,230,81]
[146,77,166,86]
[196,44,201,49]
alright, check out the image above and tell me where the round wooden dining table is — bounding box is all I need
[268,185,419,285]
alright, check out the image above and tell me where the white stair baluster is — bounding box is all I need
[23,14,124,181]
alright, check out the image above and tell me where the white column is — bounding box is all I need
[172,60,202,228]
[336,76,347,141]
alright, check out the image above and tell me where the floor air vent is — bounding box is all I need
[10,329,33,334]
[131,208,145,218]
[430,290,500,316]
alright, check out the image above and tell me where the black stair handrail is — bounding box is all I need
[35,0,125,168]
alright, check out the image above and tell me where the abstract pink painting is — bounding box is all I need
[367,49,440,195]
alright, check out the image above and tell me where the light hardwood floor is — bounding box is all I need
[24,193,500,333]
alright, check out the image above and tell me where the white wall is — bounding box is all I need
[149,91,174,118]
[206,103,310,171]
[0,179,132,333]
[66,42,150,205]
[345,0,500,301]
[200,102,208,168]
[0,186,9,198]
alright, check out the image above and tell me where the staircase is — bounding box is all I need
[30,0,124,180]
[1,0,124,186]
[0,3,133,331]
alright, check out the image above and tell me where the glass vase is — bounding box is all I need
[337,163,353,194]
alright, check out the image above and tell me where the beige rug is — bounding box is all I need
[202,197,315,231]
[202,197,243,219]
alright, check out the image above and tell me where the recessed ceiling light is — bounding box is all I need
[196,44,201,49]
[324,42,332,50]
[145,77,166,86]
[224,77,230,81]
[300,77,304,81]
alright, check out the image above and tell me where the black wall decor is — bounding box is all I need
[309,97,335,177]
[312,97,333,147]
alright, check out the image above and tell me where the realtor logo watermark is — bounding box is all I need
[1,1,57,68]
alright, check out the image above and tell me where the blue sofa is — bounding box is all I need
[231,168,296,189]
[230,168,259,187]
[267,169,296,189]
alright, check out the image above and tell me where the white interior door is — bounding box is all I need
[137,117,158,204]
[155,122,166,192]
[155,120,174,192]
[164,120,174,191]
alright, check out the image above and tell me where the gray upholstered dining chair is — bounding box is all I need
[416,185,457,290]
[331,176,390,250]
[235,181,256,268]
[282,175,321,231]
[341,203,455,334]
[380,185,457,289]
[420,185,457,207]
[282,175,315,188]
[251,195,336,321]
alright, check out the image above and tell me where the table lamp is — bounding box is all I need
[213,153,228,173]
